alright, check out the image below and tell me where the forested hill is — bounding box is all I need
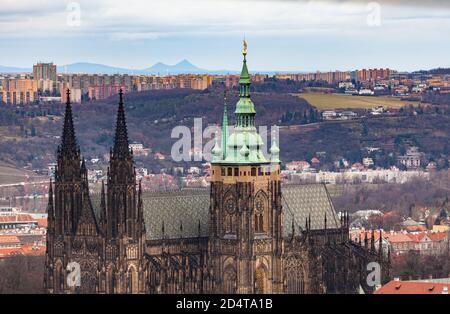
[0,85,449,173]
[0,87,315,170]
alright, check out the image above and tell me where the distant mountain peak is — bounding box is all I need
[145,59,204,74]
[176,59,193,65]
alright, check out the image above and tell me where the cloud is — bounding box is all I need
[284,0,450,8]
[0,0,449,40]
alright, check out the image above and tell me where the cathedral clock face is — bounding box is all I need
[225,199,235,214]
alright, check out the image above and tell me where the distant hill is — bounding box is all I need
[0,65,31,73]
[57,63,136,75]
[144,59,207,75]
[1,60,235,75]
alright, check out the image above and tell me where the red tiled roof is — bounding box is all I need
[0,247,23,258]
[349,230,387,242]
[36,218,48,228]
[405,225,427,232]
[0,244,46,258]
[0,235,21,244]
[0,214,35,223]
[428,232,448,241]
[375,280,449,294]
[385,233,415,243]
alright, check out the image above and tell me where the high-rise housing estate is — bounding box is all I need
[355,68,393,82]
[33,62,57,81]
[0,78,38,105]
[275,71,351,84]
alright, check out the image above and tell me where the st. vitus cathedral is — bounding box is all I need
[44,45,390,294]
[44,90,147,293]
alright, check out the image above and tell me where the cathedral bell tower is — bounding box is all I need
[44,89,101,294]
[209,42,283,294]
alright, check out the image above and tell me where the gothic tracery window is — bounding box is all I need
[285,260,305,294]
[254,193,267,234]
[224,197,236,235]
[223,266,237,294]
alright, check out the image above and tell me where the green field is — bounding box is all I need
[295,93,419,110]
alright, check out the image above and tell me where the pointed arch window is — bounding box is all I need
[254,193,267,234]
[223,266,237,294]
[224,197,237,235]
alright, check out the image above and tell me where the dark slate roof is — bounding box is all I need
[91,185,340,240]
[142,189,210,241]
[282,184,341,232]
[140,184,341,240]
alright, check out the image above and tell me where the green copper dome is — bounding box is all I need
[211,41,274,165]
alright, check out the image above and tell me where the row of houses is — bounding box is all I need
[283,168,429,185]
[0,207,47,258]
[350,229,449,257]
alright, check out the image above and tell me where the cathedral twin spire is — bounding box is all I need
[112,89,131,160]
[59,89,80,160]
[46,89,147,293]
[50,88,139,238]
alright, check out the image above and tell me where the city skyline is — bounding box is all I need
[2,0,450,72]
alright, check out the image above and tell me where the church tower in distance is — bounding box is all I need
[209,41,283,293]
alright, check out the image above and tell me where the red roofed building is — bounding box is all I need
[351,162,365,171]
[388,231,449,256]
[374,279,449,294]
[0,214,38,230]
[286,161,311,172]
[405,225,427,232]
[0,243,46,258]
[310,157,320,166]
[36,218,48,228]
[0,235,21,248]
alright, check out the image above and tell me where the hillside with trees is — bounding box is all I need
[0,82,449,173]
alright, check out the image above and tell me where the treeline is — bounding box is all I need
[0,87,316,170]
[391,251,450,281]
[0,256,44,294]
[250,77,334,93]
[332,173,450,216]
[279,107,320,124]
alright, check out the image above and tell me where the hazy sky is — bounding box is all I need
[1,0,450,71]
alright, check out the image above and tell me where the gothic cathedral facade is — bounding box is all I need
[44,90,147,294]
[44,46,389,294]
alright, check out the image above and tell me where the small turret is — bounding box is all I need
[269,136,280,164]
[211,135,222,162]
